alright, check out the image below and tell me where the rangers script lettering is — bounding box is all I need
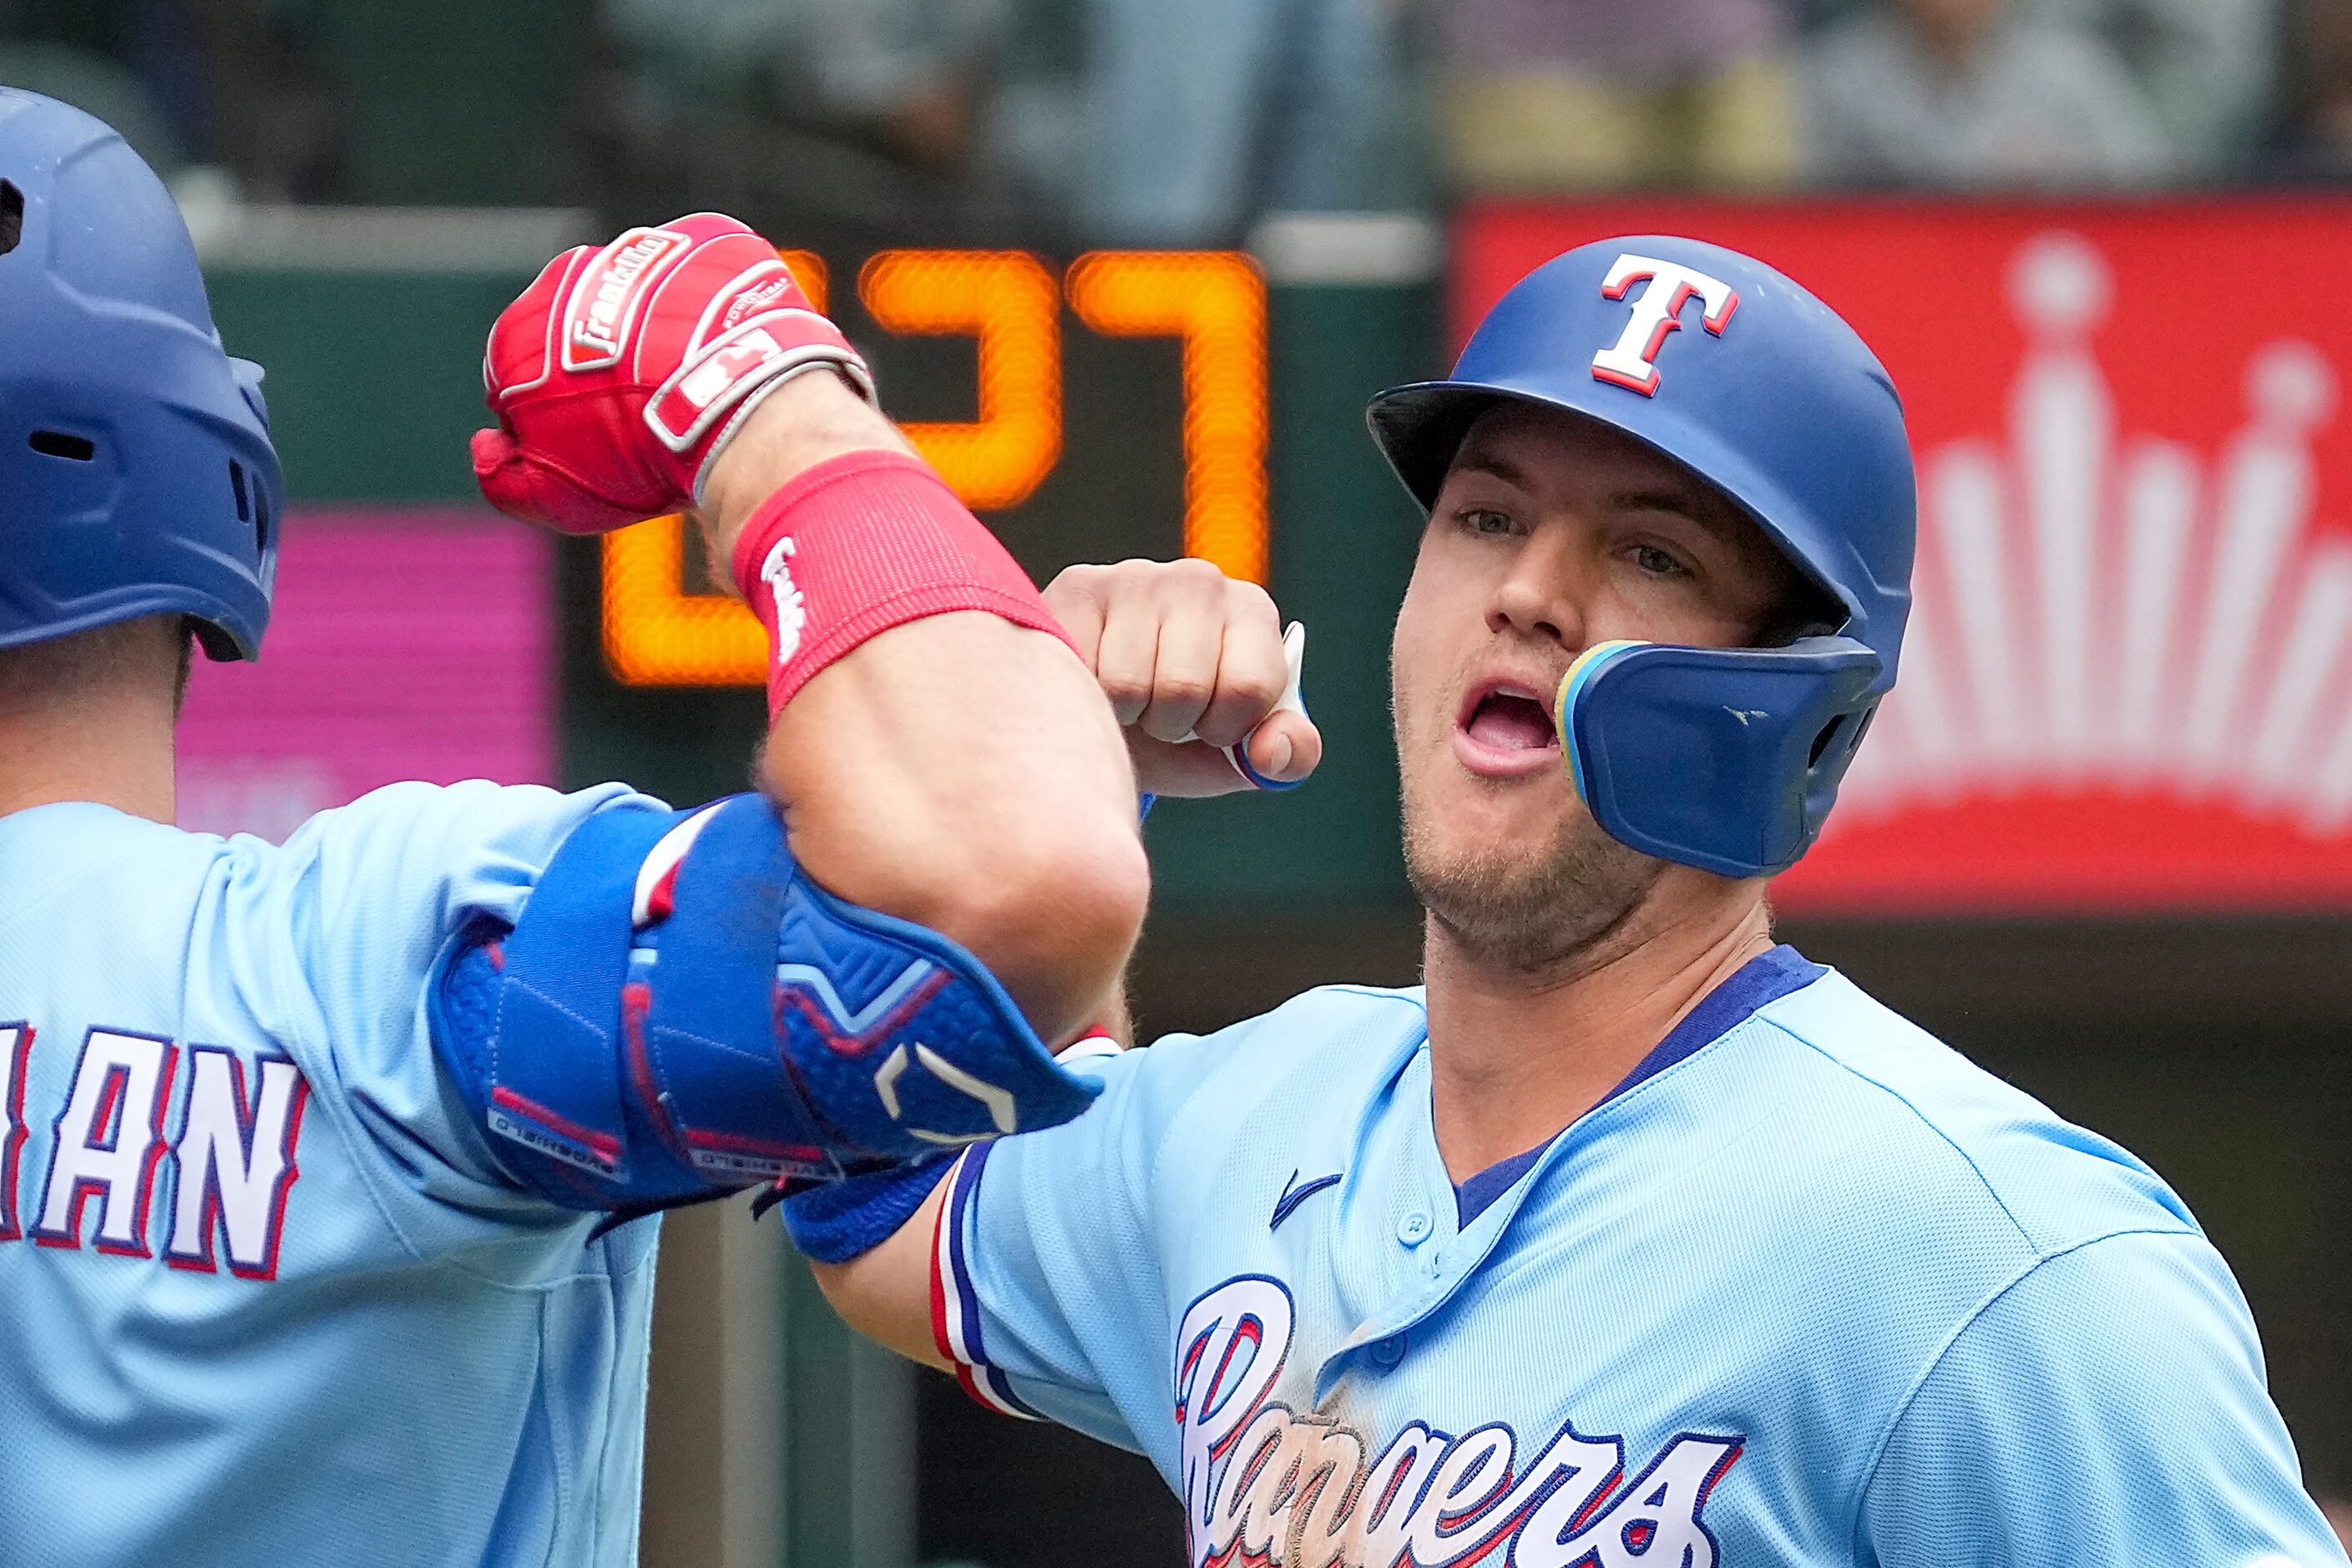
[1176,1279,1742,1568]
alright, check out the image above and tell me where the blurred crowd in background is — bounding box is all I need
[9,0,2352,245]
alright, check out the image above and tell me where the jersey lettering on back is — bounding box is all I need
[35,1029,177,1257]
[164,1045,310,1280]
[0,1023,30,1242]
[0,784,666,1565]
[2,1024,309,1274]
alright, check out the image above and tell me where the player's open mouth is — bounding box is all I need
[1454,683,1560,776]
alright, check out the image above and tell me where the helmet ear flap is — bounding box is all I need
[1558,638,1884,878]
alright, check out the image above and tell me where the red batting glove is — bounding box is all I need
[471,213,876,534]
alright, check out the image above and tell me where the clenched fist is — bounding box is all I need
[472,213,873,534]
[1046,557,1321,797]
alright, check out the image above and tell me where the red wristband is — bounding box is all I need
[729,449,1076,714]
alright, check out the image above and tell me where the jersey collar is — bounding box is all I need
[1320,946,1831,1395]
[1601,942,1827,1109]
[1449,943,1827,1227]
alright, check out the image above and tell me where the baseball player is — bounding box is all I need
[0,89,1279,1565]
[805,240,2352,1566]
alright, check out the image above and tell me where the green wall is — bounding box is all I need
[210,268,533,501]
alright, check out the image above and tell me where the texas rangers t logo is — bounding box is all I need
[1591,255,1741,397]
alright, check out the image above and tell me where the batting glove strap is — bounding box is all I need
[428,793,1099,1216]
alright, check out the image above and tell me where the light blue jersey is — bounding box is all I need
[0,781,669,1567]
[934,948,2346,1568]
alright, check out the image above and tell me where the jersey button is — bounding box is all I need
[1371,1334,1406,1366]
[1396,1210,1432,1247]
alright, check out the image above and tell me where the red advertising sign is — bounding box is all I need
[178,512,555,842]
[1458,200,2352,913]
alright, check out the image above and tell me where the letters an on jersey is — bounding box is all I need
[1175,1278,1742,1568]
[0,1024,308,1278]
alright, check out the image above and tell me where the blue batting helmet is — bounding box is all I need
[0,88,281,661]
[1368,235,1915,878]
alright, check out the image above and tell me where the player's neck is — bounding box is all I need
[0,710,177,823]
[0,624,181,825]
[1420,880,1775,1183]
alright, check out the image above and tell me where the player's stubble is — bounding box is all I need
[1391,648,1665,977]
[1383,402,1807,982]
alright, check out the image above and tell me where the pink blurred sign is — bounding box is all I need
[178,510,555,841]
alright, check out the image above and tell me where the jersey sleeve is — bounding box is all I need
[224,780,666,1250]
[1859,1228,2348,1568]
[931,1032,1222,1455]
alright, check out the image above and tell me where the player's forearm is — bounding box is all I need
[809,1183,953,1371]
[471,219,1146,1043]
[698,376,1150,1044]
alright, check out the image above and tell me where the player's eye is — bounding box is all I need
[1628,544,1692,579]
[1459,508,1516,537]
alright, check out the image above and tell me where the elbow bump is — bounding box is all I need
[935,823,1148,1034]
[983,821,1149,965]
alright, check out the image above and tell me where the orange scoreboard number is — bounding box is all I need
[600,249,1270,687]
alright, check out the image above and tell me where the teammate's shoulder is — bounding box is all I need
[0,800,216,911]
[1109,983,1425,1115]
[1752,967,2197,1254]
[281,778,657,851]
[257,778,655,875]
[1141,982,1425,1068]
[0,798,190,856]
[206,779,669,948]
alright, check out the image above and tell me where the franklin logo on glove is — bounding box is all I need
[564,226,690,368]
